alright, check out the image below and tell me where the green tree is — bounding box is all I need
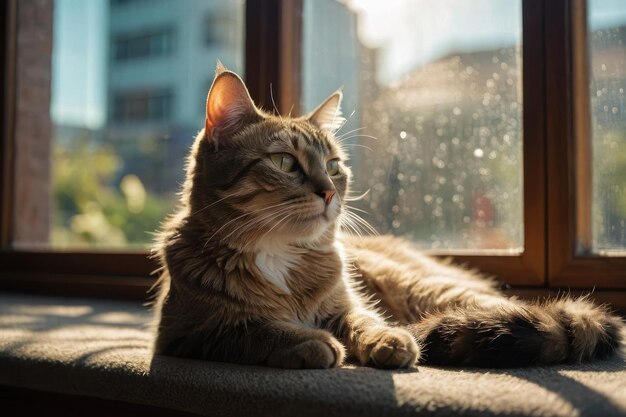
[52,139,172,248]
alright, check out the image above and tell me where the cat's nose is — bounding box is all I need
[315,190,336,206]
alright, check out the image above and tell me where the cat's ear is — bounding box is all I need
[205,62,258,148]
[306,89,345,133]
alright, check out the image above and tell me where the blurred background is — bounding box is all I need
[36,0,626,253]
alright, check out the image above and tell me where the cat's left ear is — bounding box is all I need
[306,89,345,133]
[205,62,259,148]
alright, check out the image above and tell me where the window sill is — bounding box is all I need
[1,292,626,417]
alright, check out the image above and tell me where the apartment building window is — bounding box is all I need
[204,13,239,47]
[113,27,175,62]
[111,89,173,123]
[111,0,149,5]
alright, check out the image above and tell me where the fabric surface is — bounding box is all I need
[0,292,625,417]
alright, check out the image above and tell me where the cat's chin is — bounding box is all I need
[298,220,331,242]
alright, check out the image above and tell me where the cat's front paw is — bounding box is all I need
[268,337,345,369]
[357,327,420,369]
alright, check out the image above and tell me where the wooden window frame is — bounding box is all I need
[450,0,546,286]
[546,0,626,289]
[0,0,624,301]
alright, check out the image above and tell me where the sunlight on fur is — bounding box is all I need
[151,63,624,369]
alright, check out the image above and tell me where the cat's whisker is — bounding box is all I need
[269,83,283,122]
[337,134,379,143]
[336,126,367,140]
[242,210,296,252]
[345,214,368,237]
[192,186,280,220]
[345,205,371,215]
[339,213,362,238]
[260,211,294,240]
[342,219,363,238]
[224,201,306,246]
[203,201,295,249]
[339,221,357,237]
[227,206,294,244]
[347,212,378,236]
[220,202,295,239]
[190,193,239,217]
[203,211,254,250]
[331,110,356,136]
[340,143,373,152]
[345,189,370,202]
[332,109,356,134]
[335,123,365,137]
[343,210,378,236]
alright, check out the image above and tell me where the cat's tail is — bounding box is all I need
[405,296,624,367]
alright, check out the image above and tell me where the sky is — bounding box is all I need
[50,0,107,130]
[345,0,522,84]
[589,0,626,30]
[50,0,626,130]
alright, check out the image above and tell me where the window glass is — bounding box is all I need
[302,0,523,250]
[16,0,244,249]
[588,0,626,254]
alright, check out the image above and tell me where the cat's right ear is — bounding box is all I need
[205,63,258,149]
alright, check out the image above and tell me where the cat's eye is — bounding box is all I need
[326,159,340,176]
[270,153,297,173]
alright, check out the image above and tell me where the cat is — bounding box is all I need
[152,62,624,369]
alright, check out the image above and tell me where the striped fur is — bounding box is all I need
[152,65,624,369]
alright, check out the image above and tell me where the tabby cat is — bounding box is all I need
[153,63,624,369]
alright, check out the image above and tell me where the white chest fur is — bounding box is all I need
[254,241,302,294]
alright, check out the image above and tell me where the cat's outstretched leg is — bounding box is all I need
[347,236,624,367]
[407,297,623,367]
[346,236,505,322]
[544,296,624,362]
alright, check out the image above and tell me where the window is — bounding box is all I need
[111,0,151,7]
[203,13,240,47]
[111,89,173,123]
[587,1,626,254]
[302,0,524,251]
[547,0,626,288]
[1,0,625,301]
[6,0,244,250]
[113,28,175,62]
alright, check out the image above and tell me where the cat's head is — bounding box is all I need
[184,63,350,250]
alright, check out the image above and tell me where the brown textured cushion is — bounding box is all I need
[1,292,625,417]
